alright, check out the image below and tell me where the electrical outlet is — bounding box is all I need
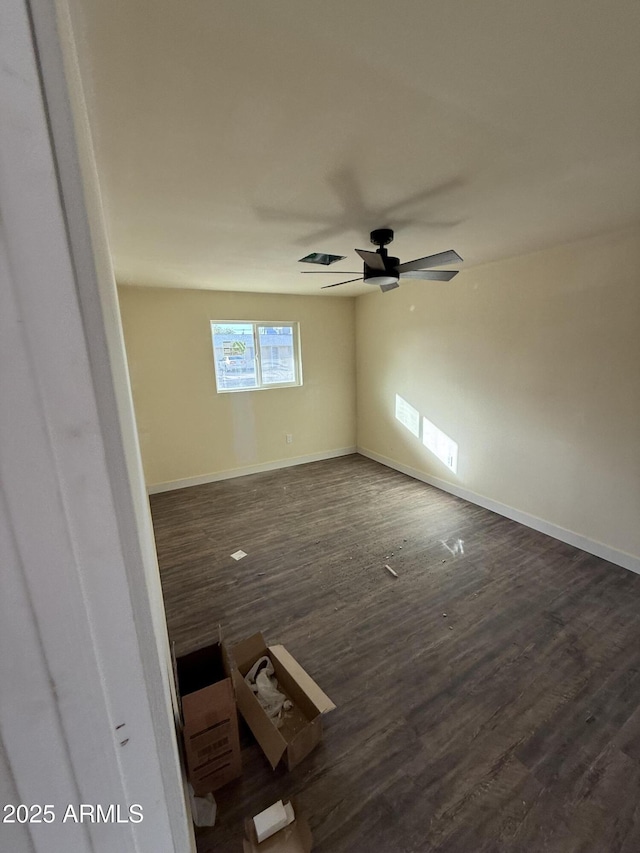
[286,434,293,444]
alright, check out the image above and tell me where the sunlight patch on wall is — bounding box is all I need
[395,394,420,437]
[423,417,458,473]
[394,394,459,474]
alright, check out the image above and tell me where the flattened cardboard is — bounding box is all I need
[243,801,313,853]
[227,633,335,772]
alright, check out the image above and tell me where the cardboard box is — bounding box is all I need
[243,799,313,853]
[228,632,335,771]
[175,641,241,795]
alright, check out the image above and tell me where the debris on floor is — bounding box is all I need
[231,549,247,561]
[384,564,398,578]
[244,798,312,852]
[253,799,295,843]
[188,785,217,827]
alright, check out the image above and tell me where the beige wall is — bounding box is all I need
[356,226,640,561]
[119,287,356,487]
[120,227,639,562]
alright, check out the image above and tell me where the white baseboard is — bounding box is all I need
[357,446,640,576]
[147,447,358,494]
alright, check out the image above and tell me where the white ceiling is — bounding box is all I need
[70,0,640,297]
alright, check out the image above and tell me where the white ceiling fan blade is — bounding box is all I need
[396,249,462,273]
[400,270,459,281]
[355,249,386,270]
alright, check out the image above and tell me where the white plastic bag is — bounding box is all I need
[188,784,217,827]
[245,655,292,727]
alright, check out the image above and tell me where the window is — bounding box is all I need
[211,322,302,392]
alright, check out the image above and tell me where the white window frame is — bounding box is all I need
[211,321,303,393]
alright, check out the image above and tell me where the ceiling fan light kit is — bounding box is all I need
[300,229,463,292]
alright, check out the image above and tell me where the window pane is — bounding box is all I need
[258,325,296,385]
[211,323,258,390]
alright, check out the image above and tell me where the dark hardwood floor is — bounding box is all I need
[150,454,640,852]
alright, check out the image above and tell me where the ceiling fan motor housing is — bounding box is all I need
[364,255,399,286]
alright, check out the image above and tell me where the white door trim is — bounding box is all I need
[0,2,194,850]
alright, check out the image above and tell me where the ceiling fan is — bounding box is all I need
[300,228,462,292]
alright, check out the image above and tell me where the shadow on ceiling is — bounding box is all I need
[254,167,466,246]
